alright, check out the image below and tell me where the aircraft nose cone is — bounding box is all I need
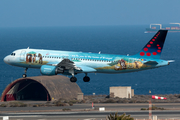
[4,56,9,64]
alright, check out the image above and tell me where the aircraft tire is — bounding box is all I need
[70,77,77,82]
[22,74,27,78]
[83,76,90,82]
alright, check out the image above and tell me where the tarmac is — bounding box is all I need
[0,103,180,120]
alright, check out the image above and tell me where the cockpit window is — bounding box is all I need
[10,53,16,56]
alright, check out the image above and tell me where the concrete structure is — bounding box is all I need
[77,93,84,100]
[109,92,114,98]
[1,75,82,101]
[110,86,132,98]
[153,115,157,120]
[131,89,134,97]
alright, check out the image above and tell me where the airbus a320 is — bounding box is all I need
[4,30,173,82]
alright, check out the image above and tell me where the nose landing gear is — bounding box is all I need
[70,76,77,82]
[22,68,28,78]
[69,69,77,82]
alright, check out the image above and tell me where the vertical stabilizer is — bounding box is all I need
[133,30,168,59]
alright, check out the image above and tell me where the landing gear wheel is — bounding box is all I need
[70,77,77,82]
[83,76,90,82]
[23,67,28,78]
[22,74,27,78]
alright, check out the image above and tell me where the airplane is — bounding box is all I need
[4,30,172,82]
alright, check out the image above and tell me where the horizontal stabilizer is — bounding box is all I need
[143,61,158,65]
[76,65,96,72]
[167,60,175,63]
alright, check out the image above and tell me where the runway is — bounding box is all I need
[0,103,180,112]
[1,103,180,120]
[1,111,180,120]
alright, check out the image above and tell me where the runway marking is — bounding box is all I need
[83,118,96,120]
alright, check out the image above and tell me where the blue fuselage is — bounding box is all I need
[4,49,169,74]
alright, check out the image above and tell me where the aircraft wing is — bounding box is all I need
[56,59,81,70]
[75,65,96,72]
[45,59,96,73]
[50,59,96,73]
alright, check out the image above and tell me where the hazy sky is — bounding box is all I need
[0,0,180,27]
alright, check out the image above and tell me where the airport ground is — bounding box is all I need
[1,103,180,120]
[1,94,180,120]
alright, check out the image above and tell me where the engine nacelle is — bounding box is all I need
[40,65,58,76]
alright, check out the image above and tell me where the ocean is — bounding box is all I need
[0,25,180,96]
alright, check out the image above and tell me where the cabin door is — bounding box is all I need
[20,50,26,61]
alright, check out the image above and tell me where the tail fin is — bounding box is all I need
[134,30,168,59]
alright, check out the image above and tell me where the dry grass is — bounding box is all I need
[0,94,180,108]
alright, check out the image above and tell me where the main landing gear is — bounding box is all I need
[22,68,28,78]
[83,73,90,82]
[69,70,90,83]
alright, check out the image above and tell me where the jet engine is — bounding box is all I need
[40,65,64,76]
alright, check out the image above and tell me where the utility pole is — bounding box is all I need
[149,90,152,120]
